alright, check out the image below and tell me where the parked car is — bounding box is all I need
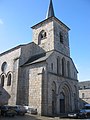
[27,108,37,115]
[13,105,27,115]
[24,106,37,115]
[68,112,78,118]
[0,105,17,117]
[84,104,90,116]
[68,109,87,119]
[78,109,87,118]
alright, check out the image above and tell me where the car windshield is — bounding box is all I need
[80,109,85,113]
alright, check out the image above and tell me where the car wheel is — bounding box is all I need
[12,114,15,117]
[81,114,86,118]
[85,114,87,118]
[22,113,25,116]
[3,113,6,117]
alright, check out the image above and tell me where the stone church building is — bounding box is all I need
[0,0,79,116]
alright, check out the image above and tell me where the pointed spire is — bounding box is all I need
[46,0,55,19]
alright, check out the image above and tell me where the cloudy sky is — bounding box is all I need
[0,0,90,81]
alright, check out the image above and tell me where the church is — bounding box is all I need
[0,0,79,116]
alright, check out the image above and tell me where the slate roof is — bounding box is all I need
[46,0,55,19]
[0,42,33,57]
[79,81,90,90]
[23,51,53,66]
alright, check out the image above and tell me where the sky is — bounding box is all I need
[0,0,90,81]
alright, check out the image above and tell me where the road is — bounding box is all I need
[0,114,90,120]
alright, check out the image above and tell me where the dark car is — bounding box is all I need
[78,109,87,118]
[84,104,90,117]
[68,110,87,119]
[13,105,27,115]
[0,105,17,117]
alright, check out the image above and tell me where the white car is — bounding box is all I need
[24,106,37,115]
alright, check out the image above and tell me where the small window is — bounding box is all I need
[79,87,82,90]
[67,61,70,77]
[51,63,53,71]
[0,91,2,95]
[7,74,12,86]
[1,75,4,87]
[57,57,60,74]
[74,72,76,78]
[62,57,66,76]
[60,32,63,44]
[41,31,46,39]
[38,30,47,45]
[83,86,86,89]
[82,93,85,98]
[1,62,7,73]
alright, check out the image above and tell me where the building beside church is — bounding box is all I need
[0,0,79,116]
[79,81,90,109]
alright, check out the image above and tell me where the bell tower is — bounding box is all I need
[32,0,70,57]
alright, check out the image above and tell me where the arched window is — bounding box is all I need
[82,93,85,98]
[62,57,66,76]
[51,63,53,71]
[7,74,12,86]
[52,82,56,92]
[1,75,4,87]
[60,32,63,44]
[1,62,7,73]
[57,57,60,74]
[38,30,47,45]
[67,61,70,77]
[52,82,56,114]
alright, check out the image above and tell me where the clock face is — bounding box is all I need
[1,62,7,73]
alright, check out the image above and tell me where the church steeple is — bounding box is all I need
[46,0,55,19]
[32,0,70,56]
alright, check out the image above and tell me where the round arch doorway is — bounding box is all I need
[59,83,71,114]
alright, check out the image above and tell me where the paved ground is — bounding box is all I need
[0,114,90,120]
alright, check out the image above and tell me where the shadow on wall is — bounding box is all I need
[0,86,11,105]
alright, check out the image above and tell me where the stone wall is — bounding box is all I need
[47,51,77,80]
[0,47,21,105]
[44,50,79,115]
[28,63,45,114]
[47,73,79,115]
[32,17,70,57]
[32,18,54,52]
[53,18,70,57]
[19,62,46,115]
[20,42,45,66]
[79,89,90,109]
